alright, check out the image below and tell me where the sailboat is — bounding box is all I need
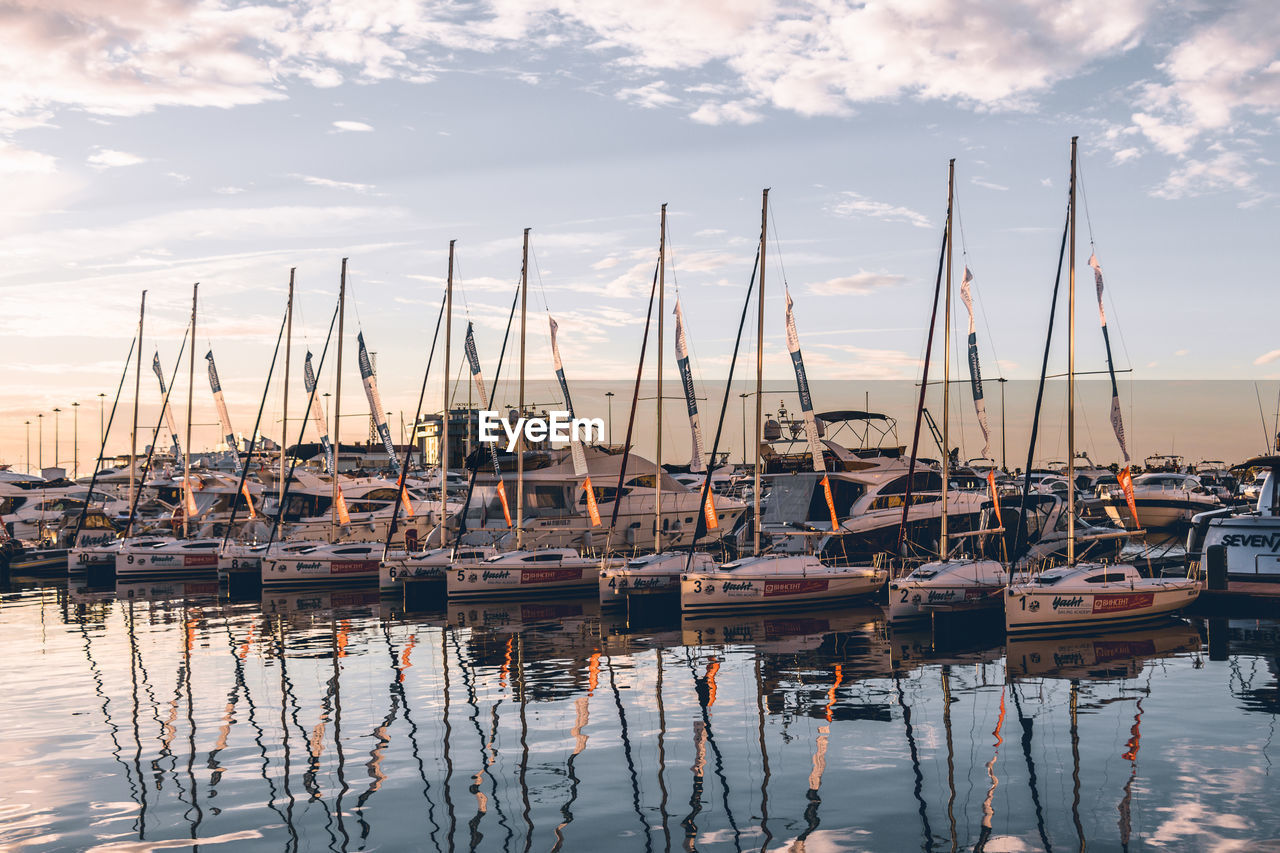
[888,161,1006,621]
[682,191,886,614]
[1005,137,1200,634]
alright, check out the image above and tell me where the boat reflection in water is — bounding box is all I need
[6,577,1280,851]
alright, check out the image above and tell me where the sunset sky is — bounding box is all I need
[1,0,1277,472]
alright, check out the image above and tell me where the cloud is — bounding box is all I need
[828,192,931,229]
[970,177,1008,191]
[86,148,145,169]
[292,174,376,193]
[616,80,679,109]
[0,141,56,175]
[689,99,763,125]
[332,120,374,132]
[808,271,907,296]
[1255,349,1280,365]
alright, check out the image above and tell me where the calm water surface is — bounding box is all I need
[2,579,1278,852]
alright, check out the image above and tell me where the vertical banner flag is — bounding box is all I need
[356,333,412,516]
[184,476,199,517]
[205,351,240,472]
[1089,252,1139,524]
[673,300,707,473]
[548,316,600,526]
[241,481,256,519]
[302,351,336,475]
[785,289,839,529]
[151,352,183,462]
[959,267,992,460]
[464,322,513,527]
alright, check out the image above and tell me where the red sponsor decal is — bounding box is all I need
[763,618,829,635]
[1091,640,1157,662]
[187,581,221,594]
[521,568,583,584]
[964,588,989,601]
[521,603,585,620]
[184,554,218,567]
[1091,592,1155,614]
[332,560,378,574]
[763,579,829,597]
[331,591,380,607]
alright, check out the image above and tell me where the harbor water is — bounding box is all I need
[2,579,1278,851]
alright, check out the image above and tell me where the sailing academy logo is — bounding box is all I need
[478,410,604,452]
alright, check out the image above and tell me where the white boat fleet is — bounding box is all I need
[5,140,1246,638]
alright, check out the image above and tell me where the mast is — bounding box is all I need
[655,204,666,552]
[517,229,528,549]
[130,291,146,512]
[441,241,454,549]
[941,160,954,559]
[1067,136,1078,564]
[281,268,294,508]
[754,189,768,556]
[183,283,197,539]
[332,258,347,542]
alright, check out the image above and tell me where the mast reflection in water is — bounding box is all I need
[2,580,1279,851]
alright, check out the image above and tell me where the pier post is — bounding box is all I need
[1206,544,1227,591]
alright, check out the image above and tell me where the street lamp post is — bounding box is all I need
[24,421,30,474]
[98,393,106,458]
[37,413,43,471]
[740,393,749,465]
[72,402,79,478]
[53,407,61,473]
[605,391,615,446]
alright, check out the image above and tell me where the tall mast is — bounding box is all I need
[130,291,146,513]
[941,160,954,559]
[442,240,455,549]
[281,268,294,508]
[183,283,197,539]
[517,229,529,549]
[655,204,666,552]
[332,258,347,543]
[1067,137,1078,564]
[754,189,768,556]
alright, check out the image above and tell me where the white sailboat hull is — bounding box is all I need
[448,563,600,599]
[680,568,886,613]
[1004,580,1200,634]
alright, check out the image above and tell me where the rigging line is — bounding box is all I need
[222,301,290,546]
[530,245,551,313]
[123,324,192,538]
[1011,182,1072,563]
[767,202,790,289]
[73,334,137,542]
[382,284,447,558]
[1078,161,1097,248]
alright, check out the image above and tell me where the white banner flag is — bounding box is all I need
[673,300,706,473]
[548,316,589,478]
[357,332,398,460]
[959,267,992,459]
[1089,252,1130,464]
[151,352,183,462]
[205,350,240,472]
[303,350,335,474]
[784,289,826,473]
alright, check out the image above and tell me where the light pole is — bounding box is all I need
[37,413,43,471]
[72,402,79,478]
[740,393,749,465]
[53,407,61,472]
[605,391,615,446]
[24,421,30,474]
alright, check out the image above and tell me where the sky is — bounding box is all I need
[1,0,1278,473]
